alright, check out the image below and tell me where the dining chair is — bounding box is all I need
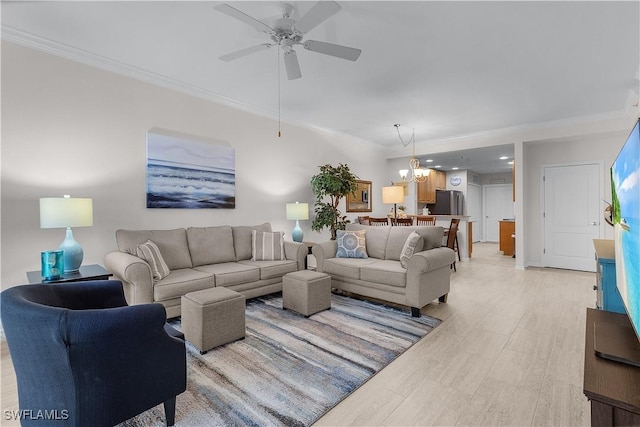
[358,216,371,225]
[416,216,436,226]
[368,217,389,226]
[445,218,461,270]
[392,217,413,226]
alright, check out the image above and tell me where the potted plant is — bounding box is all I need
[310,163,359,239]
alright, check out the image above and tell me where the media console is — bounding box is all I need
[583,308,640,426]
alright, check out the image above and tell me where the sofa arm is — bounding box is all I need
[104,251,154,305]
[284,241,307,270]
[311,241,338,272]
[407,247,455,273]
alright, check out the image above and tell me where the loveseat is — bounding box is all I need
[312,224,455,317]
[104,223,307,318]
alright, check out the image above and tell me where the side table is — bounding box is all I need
[26,264,111,285]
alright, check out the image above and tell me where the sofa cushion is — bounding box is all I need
[136,240,170,281]
[193,262,260,286]
[400,231,422,268]
[360,260,407,288]
[323,257,377,280]
[415,226,445,250]
[232,223,272,261]
[345,224,390,259]
[386,227,425,260]
[238,259,298,279]
[251,231,285,261]
[336,230,368,258]
[187,226,236,267]
[116,229,192,269]
[153,268,214,302]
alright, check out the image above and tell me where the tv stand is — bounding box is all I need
[584,308,640,425]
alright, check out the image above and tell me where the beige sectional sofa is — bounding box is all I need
[104,223,307,318]
[312,224,455,317]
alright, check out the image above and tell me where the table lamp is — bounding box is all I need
[286,202,309,243]
[40,195,93,272]
[382,186,404,220]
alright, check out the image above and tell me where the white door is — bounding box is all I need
[467,183,482,242]
[543,163,601,271]
[484,184,513,242]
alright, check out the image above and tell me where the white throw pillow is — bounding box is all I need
[136,240,171,281]
[251,230,285,261]
[336,230,368,258]
[400,231,422,268]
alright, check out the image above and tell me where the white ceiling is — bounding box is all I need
[2,1,639,174]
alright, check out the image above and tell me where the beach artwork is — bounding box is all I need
[146,130,235,209]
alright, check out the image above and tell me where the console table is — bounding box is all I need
[26,264,111,285]
[583,308,640,426]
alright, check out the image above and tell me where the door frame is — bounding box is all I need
[540,161,604,270]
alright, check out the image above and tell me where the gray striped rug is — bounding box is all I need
[121,293,441,427]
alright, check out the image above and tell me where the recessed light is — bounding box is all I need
[425,159,434,163]
[452,167,459,170]
[499,156,509,160]
[508,161,514,165]
[434,165,442,168]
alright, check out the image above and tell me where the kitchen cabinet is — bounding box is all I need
[417,170,446,204]
[499,220,515,256]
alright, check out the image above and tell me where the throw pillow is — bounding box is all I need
[336,230,368,258]
[136,240,170,281]
[251,230,285,261]
[400,231,422,268]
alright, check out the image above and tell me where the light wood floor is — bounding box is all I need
[316,243,594,426]
[1,243,594,426]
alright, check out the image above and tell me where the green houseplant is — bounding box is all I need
[310,163,359,240]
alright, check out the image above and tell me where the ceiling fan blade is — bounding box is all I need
[303,40,362,61]
[214,4,274,34]
[219,43,273,62]
[294,1,342,34]
[283,50,302,80]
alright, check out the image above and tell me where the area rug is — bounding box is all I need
[120,293,441,427]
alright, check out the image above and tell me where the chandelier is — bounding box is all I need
[395,124,430,183]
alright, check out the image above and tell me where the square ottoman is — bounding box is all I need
[181,287,245,354]
[283,270,331,317]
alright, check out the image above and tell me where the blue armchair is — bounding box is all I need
[1,280,186,426]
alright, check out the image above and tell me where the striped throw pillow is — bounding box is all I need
[251,231,285,261]
[136,240,170,281]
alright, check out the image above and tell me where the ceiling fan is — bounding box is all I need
[215,1,362,80]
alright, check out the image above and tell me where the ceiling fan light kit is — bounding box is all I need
[215,1,362,80]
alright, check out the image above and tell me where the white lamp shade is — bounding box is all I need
[381,186,404,204]
[286,202,309,220]
[40,197,94,228]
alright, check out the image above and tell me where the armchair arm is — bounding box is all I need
[104,250,154,305]
[312,241,338,272]
[284,241,307,270]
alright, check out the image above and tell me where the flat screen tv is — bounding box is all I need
[598,119,640,366]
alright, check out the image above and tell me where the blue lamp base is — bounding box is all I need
[291,220,304,243]
[58,227,84,272]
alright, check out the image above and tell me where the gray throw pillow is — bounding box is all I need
[400,231,422,268]
[336,230,368,258]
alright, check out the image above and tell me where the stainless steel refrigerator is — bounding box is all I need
[433,190,464,215]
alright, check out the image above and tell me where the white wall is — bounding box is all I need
[522,132,629,267]
[0,42,387,288]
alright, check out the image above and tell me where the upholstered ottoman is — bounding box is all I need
[282,270,331,317]
[181,287,245,354]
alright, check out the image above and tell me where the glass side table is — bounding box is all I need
[26,264,111,285]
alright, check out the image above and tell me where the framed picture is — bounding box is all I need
[146,129,235,208]
[346,180,372,212]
